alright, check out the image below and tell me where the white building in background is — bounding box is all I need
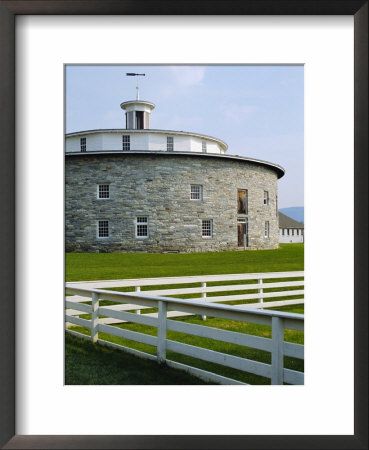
[279,212,304,243]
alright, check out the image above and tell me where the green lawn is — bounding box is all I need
[65,244,304,385]
[66,243,304,281]
[66,333,212,385]
[68,303,304,385]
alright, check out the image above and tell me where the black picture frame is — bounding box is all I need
[0,1,367,449]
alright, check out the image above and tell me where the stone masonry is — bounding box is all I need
[65,153,280,252]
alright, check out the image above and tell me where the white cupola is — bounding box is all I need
[120,99,155,130]
[121,73,155,129]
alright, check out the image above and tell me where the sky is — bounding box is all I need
[66,65,304,208]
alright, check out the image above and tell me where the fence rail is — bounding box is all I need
[65,271,304,385]
[66,271,304,320]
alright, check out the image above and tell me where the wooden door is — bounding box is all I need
[238,222,245,247]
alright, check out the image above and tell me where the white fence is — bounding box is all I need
[66,271,304,319]
[65,272,304,385]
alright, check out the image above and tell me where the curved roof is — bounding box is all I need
[65,150,285,179]
[66,128,228,152]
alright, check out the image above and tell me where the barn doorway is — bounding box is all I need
[237,218,248,248]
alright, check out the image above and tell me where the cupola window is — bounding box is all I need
[135,111,144,129]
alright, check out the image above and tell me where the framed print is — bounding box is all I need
[0,1,367,449]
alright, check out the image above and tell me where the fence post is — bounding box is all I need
[201,282,207,321]
[157,300,167,364]
[271,316,284,384]
[91,292,99,343]
[258,278,263,306]
[135,286,141,315]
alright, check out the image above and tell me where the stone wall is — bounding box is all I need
[65,153,280,252]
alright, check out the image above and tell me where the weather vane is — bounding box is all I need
[126,73,145,100]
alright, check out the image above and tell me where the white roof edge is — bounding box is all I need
[65,129,228,151]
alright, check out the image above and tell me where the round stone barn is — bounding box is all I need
[65,97,284,253]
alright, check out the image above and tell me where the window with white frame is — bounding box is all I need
[282,229,285,236]
[97,184,110,199]
[80,137,86,152]
[292,229,295,236]
[202,141,207,153]
[122,135,130,151]
[135,216,148,238]
[264,190,269,205]
[98,220,109,238]
[190,184,202,200]
[167,136,174,152]
[264,221,270,238]
[202,219,213,238]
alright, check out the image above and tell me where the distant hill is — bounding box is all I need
[279,207,304,224]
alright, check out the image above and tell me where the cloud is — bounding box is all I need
[169,66,206,88]
[223,104,257,123]
[166,114,203,131]
[103,110,123,121]
[157,67,206,98]
[101,110,125,127]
